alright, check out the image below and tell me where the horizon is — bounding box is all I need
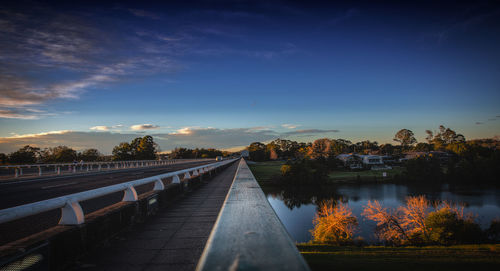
[1,0,500,154]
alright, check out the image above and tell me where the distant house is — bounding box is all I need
[336,154,363,170]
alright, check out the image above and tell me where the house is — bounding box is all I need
[336,154,363,170]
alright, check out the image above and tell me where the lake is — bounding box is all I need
[264,183,500,243]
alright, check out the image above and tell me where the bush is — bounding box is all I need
[425,208,482,245]
[486,219,500,243]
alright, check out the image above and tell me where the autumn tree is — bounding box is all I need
[362,200,409,245]
[311,201,358,244]
[393,129,417,149]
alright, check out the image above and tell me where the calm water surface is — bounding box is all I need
[265,184,500,243]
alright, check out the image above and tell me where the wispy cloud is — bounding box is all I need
[283,129,340,136]
[476,122,483,125]
[127,9,161,20]
[130,124,160,131]
[282,124,300,129]
[425,8,500,45]
[0,5,184,119]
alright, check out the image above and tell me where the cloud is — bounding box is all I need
[131,124,160,131]
[426,8,500,45]
[127,9,161,20]
[476,122,483,125]
[90,126,109,131]
[282,124,300,129]
[0,109,39,119]
[0,108,58,119]
[90,125,123,131]
[283,129,340,136]
[0,126,343,154]
[0,5,183,118]
[6,130,72,139]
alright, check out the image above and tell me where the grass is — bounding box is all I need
[247,161,284,186]
[248,161,404,185]
[327,167,403,183]
[297,244,500,271]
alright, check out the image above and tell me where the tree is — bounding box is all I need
[427,125,466,150]
[112,136,158,161]
[135,135,157,160]
[112,142,133,161]
[0,153,7,164]
[41,146,77,163]
[8,145,40,164]
[308,138,334,159]
[78,148,102,161]
[248,142,267,161]
[311,201,358,245]
[393,129,417,148]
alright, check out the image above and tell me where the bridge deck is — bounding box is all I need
[70,161,239,271]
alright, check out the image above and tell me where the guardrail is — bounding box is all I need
[197,159,310,271]
[0,158,238,225]
[0,159,212,179]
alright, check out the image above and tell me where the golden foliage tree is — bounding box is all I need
[311,201,358,244]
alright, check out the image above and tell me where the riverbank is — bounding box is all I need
[297,244,500,271]
[248,160,403,186]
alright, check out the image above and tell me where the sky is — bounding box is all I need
[1,0,499,154]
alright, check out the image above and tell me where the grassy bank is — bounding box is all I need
[248,160,403,185]
[298,244,500,271]
[327,167,403,183]
[247,161,284,187]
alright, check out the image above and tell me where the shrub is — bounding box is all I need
[311,201,358,245]
[425,208,482,245]
[486,219,500,243]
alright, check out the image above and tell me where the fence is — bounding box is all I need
[0,159,212,180]
[0,158,238,225]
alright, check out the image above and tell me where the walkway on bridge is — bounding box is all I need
[70,161,239,271]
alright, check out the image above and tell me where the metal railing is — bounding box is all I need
[0,158,238,225]
[0,159,212,179]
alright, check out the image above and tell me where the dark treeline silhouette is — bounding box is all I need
[1,145,105,164]
[1,135,159,164]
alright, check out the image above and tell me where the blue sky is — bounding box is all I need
[1,0,499,153]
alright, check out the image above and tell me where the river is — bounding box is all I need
[264,183,500,243]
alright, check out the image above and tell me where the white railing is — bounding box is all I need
[0,158,238,225]
[0,159,212,179]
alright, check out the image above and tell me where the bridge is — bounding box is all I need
[0,158,310,271]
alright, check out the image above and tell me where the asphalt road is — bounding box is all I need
[0,160,215,210]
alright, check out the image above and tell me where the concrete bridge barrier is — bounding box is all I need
[197,159,310,271]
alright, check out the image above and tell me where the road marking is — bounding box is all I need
[41,182,77,189]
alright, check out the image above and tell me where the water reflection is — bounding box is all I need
[265,183,500,243]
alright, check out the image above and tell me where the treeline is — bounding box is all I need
[248,125,500,184]
[0,135,230,165]
[0,145,105,164]
[169,147,228,159]
[248,125,496,161]
[311,196,500,246]
[0,135,159,164]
